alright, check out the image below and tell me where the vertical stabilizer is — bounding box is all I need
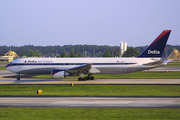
[138,30,171,58]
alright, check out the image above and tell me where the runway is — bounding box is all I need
[0,97,179,108]
[0,77,180,84]
[0,70,14,76]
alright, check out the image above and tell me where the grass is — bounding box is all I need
[169,60,180,63]
[167,64,180,66]
[0,62,8,64]
[167,60,180,66]
[0,66,6,70]
[0,85,179,96]
[33,72,180,79]
[0,108,179,120]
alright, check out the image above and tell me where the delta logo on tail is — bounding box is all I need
[148,50,160,54]
[138,30,171,58]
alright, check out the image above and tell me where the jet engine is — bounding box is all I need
[51,69,69,79]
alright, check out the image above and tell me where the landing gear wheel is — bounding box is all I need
[78,77,88,81]
[16,73,20,81]
[78,77,83,81]
[85,76,90,80]
[78,76,94,81]
[90,76,94,80]
[83,78,86,81]
[16,76,20,80]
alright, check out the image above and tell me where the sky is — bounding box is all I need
[0,0,180,47]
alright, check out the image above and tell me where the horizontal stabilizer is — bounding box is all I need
[143,60,163,66]
[162,60,173,65]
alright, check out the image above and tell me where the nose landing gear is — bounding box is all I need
[16,73,20,80]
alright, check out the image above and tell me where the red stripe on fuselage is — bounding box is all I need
[5,64,19,68]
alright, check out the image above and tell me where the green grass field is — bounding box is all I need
[166,64,180,66]
[0,62,8,64]
[0,85,179,96]
[167,60,180,66]
[0,66,6,70]
[32,71,180,79]
[0,108,179,120]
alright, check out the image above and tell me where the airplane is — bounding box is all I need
[5,30,171,81]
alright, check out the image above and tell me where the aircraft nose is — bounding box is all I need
[5,64,11,70]
[5,64,9,69]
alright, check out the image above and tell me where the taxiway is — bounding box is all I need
[0,77,180,84]
[0,97,179,108]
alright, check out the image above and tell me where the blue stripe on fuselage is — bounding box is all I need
[6,62,137,68]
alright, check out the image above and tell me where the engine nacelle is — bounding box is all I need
[51,69,69,79]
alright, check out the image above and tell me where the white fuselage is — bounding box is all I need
[6,57,162,75]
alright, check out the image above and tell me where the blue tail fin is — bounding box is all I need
[138,30,171,58]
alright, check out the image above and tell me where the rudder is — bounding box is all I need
[138,30,171,58]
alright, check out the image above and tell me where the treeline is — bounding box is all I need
[0,44,179,58]
[0,45,121,57]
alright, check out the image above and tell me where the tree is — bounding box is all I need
[77,53,81,57]
[122,47,140,57]
[61,52,66,57]
[115,48,120,57]
[28,50,34,57]
[34,50,41,57]
[70,51,76,57]
[28,50,41,57]
[19,52,25,57]
[103,49,111,57]
[1,44,179,58]
[0,53,4,56]
[75,48,81,57]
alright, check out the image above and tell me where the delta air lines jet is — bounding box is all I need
[6,30,171,81]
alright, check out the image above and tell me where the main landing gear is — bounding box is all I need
[78,75,94,81]
[16,73,20,80]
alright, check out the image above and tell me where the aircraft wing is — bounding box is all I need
[66,63,92,74]
[52,63,92,79]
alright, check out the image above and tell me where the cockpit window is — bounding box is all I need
[9,62,12,65]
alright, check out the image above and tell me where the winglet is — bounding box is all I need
[138,30,171,58]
